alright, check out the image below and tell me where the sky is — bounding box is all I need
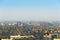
[0,0,60,21]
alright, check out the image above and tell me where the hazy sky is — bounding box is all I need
[0,0,60,21]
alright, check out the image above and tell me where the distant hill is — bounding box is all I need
[26,21,54,27]
[39,22,53,27]
[51,21,60,26]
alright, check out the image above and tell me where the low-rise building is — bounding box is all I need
[1,39,10,40]
[54,38,60,40]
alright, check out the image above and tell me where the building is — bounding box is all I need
[54,38,60,40]
[1,39,10,40]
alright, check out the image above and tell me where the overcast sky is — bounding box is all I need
[0,0,60,21]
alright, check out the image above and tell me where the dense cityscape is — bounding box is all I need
[0,0,60,40]
[0,21,60,40]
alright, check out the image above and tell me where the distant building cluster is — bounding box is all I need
[0,21,60,40]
